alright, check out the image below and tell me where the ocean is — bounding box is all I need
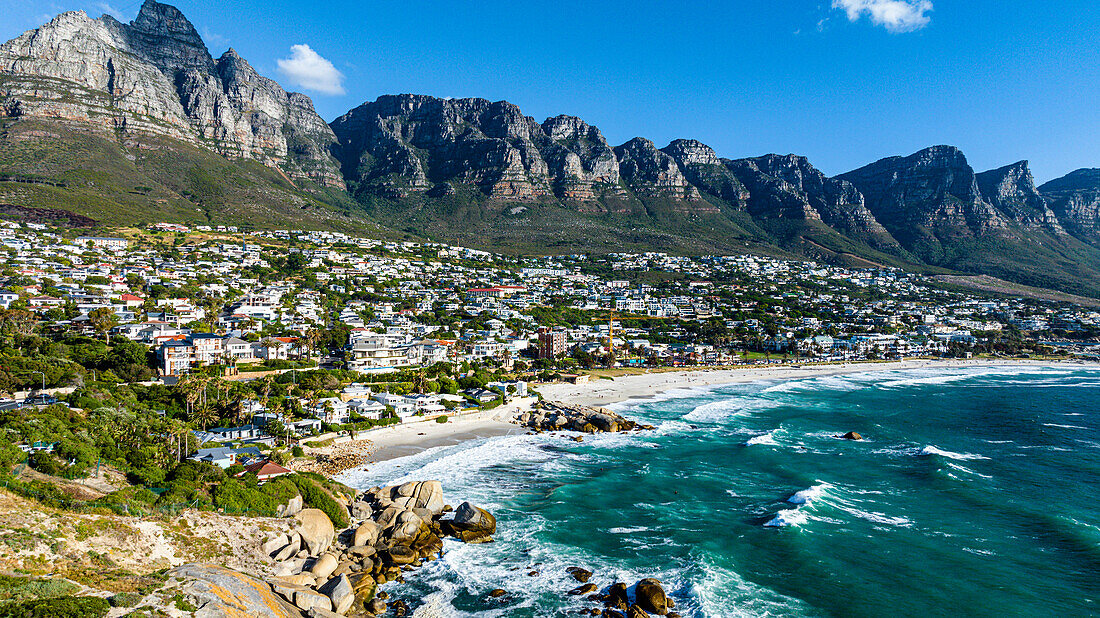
[337,365,1100,616]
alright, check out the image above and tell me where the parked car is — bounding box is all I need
[23,394,57,406]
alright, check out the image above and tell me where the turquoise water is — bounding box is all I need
[338,365,1100,616]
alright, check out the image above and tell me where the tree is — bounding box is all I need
[88,307,119,343]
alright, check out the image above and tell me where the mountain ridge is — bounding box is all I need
[2,2,1100,297]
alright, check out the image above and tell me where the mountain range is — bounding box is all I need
[3,1,1100,297]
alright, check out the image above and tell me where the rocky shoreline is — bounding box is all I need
[514,400,655,435]
[246,480,495,617]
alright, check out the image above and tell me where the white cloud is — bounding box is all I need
[832,0,933,33]
[95,2,124,20]
[276,44,346,96]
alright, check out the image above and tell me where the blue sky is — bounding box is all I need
[3,0,1099,183]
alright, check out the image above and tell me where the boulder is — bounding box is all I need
[262,534,289,556]
[278,495,304,518]
[606,582,630,609]
[319,574,355,615]
[350,501,373,521]
[412,480,444,514]
[346,545,377,558]
[169,564,301,618]
[307,608,345,618]
[367,598,387,615]
[273,558,305,577]
[569,583,598,595]
[273,537,301,562]
[843,431,863,440]
[567,567,592,583]
[627,605,650,618]
[446,501,496,543]
[488,589,506,598]
[382,545,418,565]
[295,589,332,613]
[635,578,668,615]
[296,509,335,556]
[280,573,316,588]
[310,554,338,581]
[353,521,382,547]
[270,579,312,604]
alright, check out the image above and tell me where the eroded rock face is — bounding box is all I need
[727,154,895,245]
[1040,168,1100,243]
[976,161,1065,234]
[661,139,748,209]
[837,145,1007,255]
[0,0,343,187]
[614,137,707,207]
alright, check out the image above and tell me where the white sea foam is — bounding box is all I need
[692,559,812,616]
[608,526,649,534]
[763,508,809,528]
[918,445,989,460]
[1043,423,1089,430]
[746,431,778,446]
[787,483,829,505]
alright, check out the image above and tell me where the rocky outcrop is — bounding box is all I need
[0,1,343,187]
[331,94,552,200]
[515,400,654,434]
[614,138,712,210]
[661,139,748,208]
[264,479,495,616]
[976,161,1065,234]
[171,563,303,618]
[837,146,1007,254]
[539,115,625,202]
[1040,168,1100,242]
[727,154,895,245]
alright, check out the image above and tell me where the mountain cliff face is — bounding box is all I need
[0,0,343,187]
[724,154,895,246]
[837,146,1007,255]
[1040,169,1100,243]
[4,2,1100,297]
[976,161,1064,234]
[331,95,722,212]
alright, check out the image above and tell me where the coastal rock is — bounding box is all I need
[273,535,302,562]
[262,534,289,556]
[568,566,593,583]
[569,583,598,595]
[842,431,863,441]
[516,401,645,435]
[310,554,338,580]
[445,501,497,543]
[169,563,301,618]
[319,574,355,615]
[353,521,382,547]
[606,582,631,609]
[635,578,669,615]
[294,588,333,613]
[296,509,335,556]
[627,604,650,618]
[278,495,304,518]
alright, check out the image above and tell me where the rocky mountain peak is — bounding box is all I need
[1039,168,1100,242]
[0,0,342,188]
[127,0,213,75]
[614,138,703,203]
[661,140,721,167]
[1039,168,1100,194]
[976,161,1064,233]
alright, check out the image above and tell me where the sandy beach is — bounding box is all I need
[312,358,1098,470]
[536,358,1100,406]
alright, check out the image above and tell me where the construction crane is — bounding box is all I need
[591,311,668,365]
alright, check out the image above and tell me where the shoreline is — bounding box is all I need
[316,358,1098,473]
[534,358,1100,407]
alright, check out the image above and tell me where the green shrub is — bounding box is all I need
[106,592,141,607]
[435,415,448,424]
[0,596,109,617]
[0,576,80,603]
[289,475,349,528]
[291,446,304,458]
